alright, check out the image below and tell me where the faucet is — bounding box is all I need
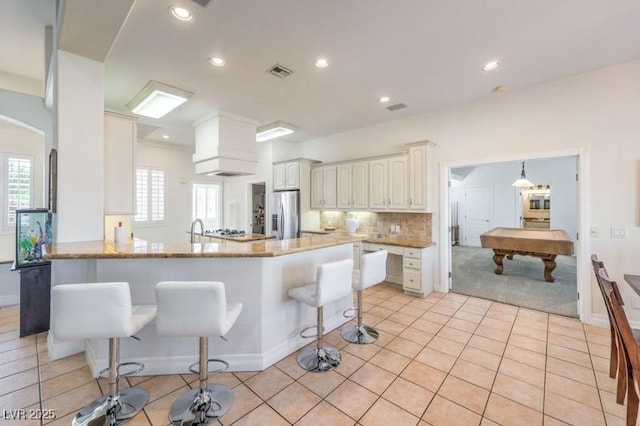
[190,218,204,243]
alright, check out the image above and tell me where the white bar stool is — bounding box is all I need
[155,281,242,425]
[51,282,157,426]
[288,258,354,372]
[341,250,388,344]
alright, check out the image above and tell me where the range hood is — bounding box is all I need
[193,111,258,176]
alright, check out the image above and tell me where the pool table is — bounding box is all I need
[480,227,574,283]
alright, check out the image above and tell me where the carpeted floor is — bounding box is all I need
[451,246,578,317]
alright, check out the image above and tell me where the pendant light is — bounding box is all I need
[512,161,534,187]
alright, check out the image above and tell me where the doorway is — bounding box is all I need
[250,183,266,234]
[442,153,586,319]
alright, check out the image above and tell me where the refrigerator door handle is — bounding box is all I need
[279,202,285,240]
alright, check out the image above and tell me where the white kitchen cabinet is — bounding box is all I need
[310,165,337,209]
[369,156,408,210]
[408,142,428,211]
[104,110,136,215]
[273,160,300,190]
[336,164,352,209]
[336,162,369,210]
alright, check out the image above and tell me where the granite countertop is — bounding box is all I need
[195,232,276,242]
[301,229,433,249]
[43,234,370,260]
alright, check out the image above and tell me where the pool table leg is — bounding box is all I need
[492,250,505,275]
[542,255,558,283]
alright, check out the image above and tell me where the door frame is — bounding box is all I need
[439,147,590,322]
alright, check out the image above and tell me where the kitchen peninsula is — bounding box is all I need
[44,234,369,376]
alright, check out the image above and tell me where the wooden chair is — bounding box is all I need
[599,268,639,425]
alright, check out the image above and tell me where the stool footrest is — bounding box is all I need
[188,358,229,375]
[300,325,325,339]
[98,361,145,379]
[342,307,358,319]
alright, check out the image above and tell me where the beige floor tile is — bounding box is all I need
[0,383,40,410]
[503,345,546,370]
[474,325,510,343]
[446,318,478,333]
[244,367,294,400]
[599,389,627,419]
[0,335,36,354]
[0,330,19,344]
[429,304,458,317]
[326,379,378,421]
[415,347,457,373]
[543,415,571,426]
[42,381,102,420]
[343,341,383,361]
[267,381,321,423]
[364,295,387,306]
[467,335,506,356]
[511,324,548,342]
[324,329,350,350]
[388,312,418,326]
[549,323,587,340]
[422,395,481,426]
[217,383,263,425]
[492,373,543,411]
[40,365,94,400]
[399,305,428,318]
[421,312,451,325]
[480,317,512,331]
[368,306,395,318]
[485,310,516,324]
[450,359,496,390]
[334,350,366,378]
[436,326,472,345]
[594,369,616,394]
[548,315,582,330]
[385,336,424,358]
[547,343,592,367]
[399,328,435,346]
[361,397,419,426]
[233,371,260,381]
[0,354,38,379]
[374,319,408,336]
[498,358,545,388]
[181,372,241,389]
[591,355,609,374]
[459,346,501,371]
[412,318,445,334]
[378,300,405,312]
[427,336,465,357]
[437,375,489,415]
[407,298,436,310]
[548,332,589,353]
[546,357,597,387]
[507,334,547,354]
[298,369,345,398]
[135,374,187,403]
[0,367,39,396]
[484,393,542,426]
[543,392,606,426]
[369,348,411,375]
[142,385,189,425]
[514,317,548,332]
[400,360,447,392]
[362,313,385,327]
[350,363,395,395]
[382,377,434,418]
[489,303,518,315]
[296,401,356,426]
[452,310,484,324]
[464,296,491,308]
[0,345,37,365]
[233,403,289,426]
[587,341,610,359]
[459,303,489,317]
[480,418,501,426]
[516,307,548,322]
[39,353,87,381]
[275,352,307,380]
[586,332,610,347]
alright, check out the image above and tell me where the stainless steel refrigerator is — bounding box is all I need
[271,190,300,240]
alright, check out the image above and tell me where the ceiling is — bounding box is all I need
[3,0,640,146]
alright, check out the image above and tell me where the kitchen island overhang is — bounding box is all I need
[44,234,369,377]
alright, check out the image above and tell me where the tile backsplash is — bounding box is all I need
[319,211,432,242]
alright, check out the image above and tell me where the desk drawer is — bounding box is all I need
[403,268,421,291]
[362,243,404,256]
[403,257,421,270]
[404,248,421,259]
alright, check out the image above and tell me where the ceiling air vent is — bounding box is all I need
[386,103,407,111]
[267,64,294,79]
[191,0,211,7]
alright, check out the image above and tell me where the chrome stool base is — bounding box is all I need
[341,325,379,344]
[169,384,233,426]
[72,387,149,426]
[297,346,341,372]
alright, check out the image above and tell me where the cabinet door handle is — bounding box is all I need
[409,197,413,205]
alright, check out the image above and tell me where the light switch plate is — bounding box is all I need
[610,227,627,238]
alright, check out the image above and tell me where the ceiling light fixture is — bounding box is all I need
[168,6,193,22]
[483,61,500,71]
[208,57,226,67]
[512,161,534,187]
[314,58,329,68]
[256,121,297,142]
[162,135,170,139]
[127,80,193,119]
[379,96,390,103]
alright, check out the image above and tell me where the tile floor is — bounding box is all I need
[0,283,633,425]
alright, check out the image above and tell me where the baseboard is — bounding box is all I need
[586,312,640,330]
[0,294,19,307]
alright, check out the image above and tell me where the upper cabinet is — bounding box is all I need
[336,162,369,209]
[273,160,300,190]
[311,165,337,209]
[408,142,429,211]
[369,156,408,210]
[104,111,136,215]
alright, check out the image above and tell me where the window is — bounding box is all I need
[135,167,165,222]
[192,183,222,230]
[1,154,34,231]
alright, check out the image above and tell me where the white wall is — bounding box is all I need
[133,140,224,243]
[286,59,640,323]
[455,157,577,244]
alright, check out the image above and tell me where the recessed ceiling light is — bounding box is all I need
[379,96,390,103]
[208,57,226,67]
[162,135,170,139]
[256,121,297,142]
[169,6,193,22]
[492,85,507,93]
[483,61,500,71]
[127,80,193,119]
[314,58,329,68]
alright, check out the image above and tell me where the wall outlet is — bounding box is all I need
[590,227,599,237]
[610,227,627,238]
[395,224,401,232]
